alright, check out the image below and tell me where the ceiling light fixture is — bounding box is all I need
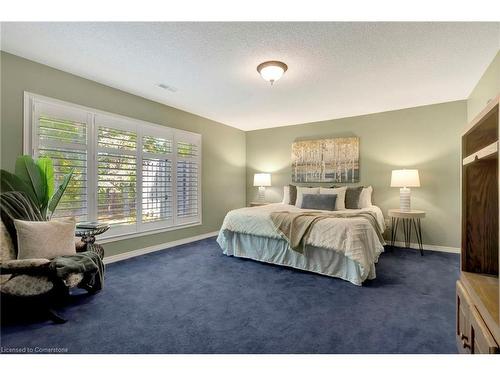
[256,61,288,85]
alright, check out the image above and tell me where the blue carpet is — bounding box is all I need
[1,238,459,353]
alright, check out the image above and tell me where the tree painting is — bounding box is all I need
[291,137,359,183]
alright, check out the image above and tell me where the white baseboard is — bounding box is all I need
[103,231,219,264]
[103,230,459,264]
[390,240,460,254]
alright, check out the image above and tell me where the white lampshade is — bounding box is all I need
[391,169,420,188]
[253,173,271,187]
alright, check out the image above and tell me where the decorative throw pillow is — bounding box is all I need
[345,186,364,209]
[15,218,77,260]
[319,187,347,210]
[358,186,373,208]
[295,187,320,207]
[301,194,337,211]
[289,184,298,205]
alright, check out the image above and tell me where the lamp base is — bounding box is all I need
[258,186,266,202]
[399,187,411,212]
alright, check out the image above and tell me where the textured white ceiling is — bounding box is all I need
[1,22,499,130]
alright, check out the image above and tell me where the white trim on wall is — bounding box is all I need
[98,221,205,244]
[103,231,219,264]
[391,241,460,254]
[103,230,458,267]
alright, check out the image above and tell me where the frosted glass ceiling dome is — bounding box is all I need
[257,61,288,85]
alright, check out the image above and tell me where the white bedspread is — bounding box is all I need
[219,203,386,279]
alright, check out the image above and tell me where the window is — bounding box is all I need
[176,140,200,221]
[24,93,202,239]
[142,134,173,226]
[96,116,138,229]
[33,102,90,222]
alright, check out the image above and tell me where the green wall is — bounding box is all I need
[0,52,246,257]
[467,50,499,121]
[246,101,467,249]
[2,49,498,254]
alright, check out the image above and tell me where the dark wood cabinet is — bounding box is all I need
[457,95,500,354]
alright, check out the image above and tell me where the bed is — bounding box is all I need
[217,203,386,285]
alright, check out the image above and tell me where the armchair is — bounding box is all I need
[0,192,103,323]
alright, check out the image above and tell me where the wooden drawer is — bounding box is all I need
[456,280,472,353]
[470,307,499,354]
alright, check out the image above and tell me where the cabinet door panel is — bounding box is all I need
[456,281,472,353]
[470,307,499,354]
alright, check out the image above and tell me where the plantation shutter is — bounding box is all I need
[95,115,138,233]
[175,132,201,225]
[141,126,174,229]
[33,101,90,221]
[26,93,202,239]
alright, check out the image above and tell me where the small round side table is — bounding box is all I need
[388,209,426,256]
[75,225,110,259]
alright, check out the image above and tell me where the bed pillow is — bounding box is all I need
[358,186,373,208]
[319,187,347,210]
[15,218,76,260]
[289,185,298,205]
[295,187,320,207]
[345,186,364,209]
[282,185,290,204]
[282,185,298,205]
[301,194,337,211]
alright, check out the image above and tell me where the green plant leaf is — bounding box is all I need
[48,169,73,218]
[0,191,45,246]
[0,191,44,221]
[15,155,46,210]
[0,169,39,205]
[36,157,55,205]
[0,169,25,192]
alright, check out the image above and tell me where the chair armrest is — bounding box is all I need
[0,258,50,275]
[75,238,87,253]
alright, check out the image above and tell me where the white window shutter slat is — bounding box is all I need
[96,123,138,227]
[141,132,174,227]
[175,135,201,225]
[36,108,89,221]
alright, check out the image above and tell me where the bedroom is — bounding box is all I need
[1,1,499,373]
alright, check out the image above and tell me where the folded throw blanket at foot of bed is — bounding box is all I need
[270,211,384,254]
[269,211,324,253]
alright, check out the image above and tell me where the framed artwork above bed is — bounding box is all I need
[292,137,359,183]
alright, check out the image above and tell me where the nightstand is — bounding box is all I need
[249,202,269,207]
[388,209,426,255]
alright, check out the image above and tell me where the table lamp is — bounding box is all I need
[391,169,420,212]
[253,173,271,202]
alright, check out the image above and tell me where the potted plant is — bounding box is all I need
[1,155,73,220]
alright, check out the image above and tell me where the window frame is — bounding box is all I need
[23,92,202,242]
